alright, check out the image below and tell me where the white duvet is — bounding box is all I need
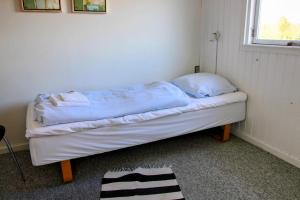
[35,82,190,126]
[26,92,247,139]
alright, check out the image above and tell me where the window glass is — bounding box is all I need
[256,0,300,41]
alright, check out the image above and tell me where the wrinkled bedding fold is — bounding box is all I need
[34,81,190,127]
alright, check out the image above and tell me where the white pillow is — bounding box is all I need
[172,73,237,98]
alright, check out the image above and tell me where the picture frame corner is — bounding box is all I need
[20,0,62,12]
[71,0,107,14]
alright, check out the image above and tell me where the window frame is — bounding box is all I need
[250,0,300,47]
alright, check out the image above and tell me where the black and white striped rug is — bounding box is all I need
[100,167,185,200]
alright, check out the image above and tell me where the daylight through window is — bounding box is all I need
[251,0,300,46]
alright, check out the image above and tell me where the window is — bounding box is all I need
[247,0,300,46]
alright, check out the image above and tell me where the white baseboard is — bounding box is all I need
[234,130,300,169]
[0,142,29,154]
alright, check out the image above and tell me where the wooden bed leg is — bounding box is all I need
[222,124,232,142]
[61,160,73,183]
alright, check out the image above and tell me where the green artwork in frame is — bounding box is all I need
[21,0,61,12]
[73,0,107,13]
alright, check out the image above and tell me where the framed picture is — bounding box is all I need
[72,0,107,14]
[21,0,62,12]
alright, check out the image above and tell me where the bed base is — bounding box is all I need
[210,124,232,142]
[61,160,73,183]
[60,124,232,183]
[223,124,231,142]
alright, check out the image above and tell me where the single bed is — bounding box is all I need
[26,91,247,183]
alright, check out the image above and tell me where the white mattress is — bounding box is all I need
[26,92,247,138]
[29,100,246,166]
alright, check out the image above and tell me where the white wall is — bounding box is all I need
[200,0,300,168]
[0,0,201,151]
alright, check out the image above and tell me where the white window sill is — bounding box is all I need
[241,43,300,55]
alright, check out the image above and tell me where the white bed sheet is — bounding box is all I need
[26,92,247,138]
[29,101,246,166]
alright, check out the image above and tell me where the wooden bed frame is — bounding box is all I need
[60,124,232,183]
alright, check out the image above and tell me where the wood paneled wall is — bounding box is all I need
[200,0,300,168]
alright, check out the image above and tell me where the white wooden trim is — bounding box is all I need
[234,130,300,169]
[241,43,300,55]
[0,142,29,154]
[253,39,300,46]
[242,0,256,45]
[252,0,260,40]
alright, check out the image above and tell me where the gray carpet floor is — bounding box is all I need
[0,130,299,200]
